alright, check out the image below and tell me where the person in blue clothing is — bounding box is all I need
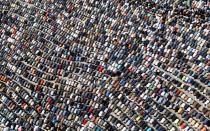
[146,127,153,131]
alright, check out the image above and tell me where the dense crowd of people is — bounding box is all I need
[0,0,209,131]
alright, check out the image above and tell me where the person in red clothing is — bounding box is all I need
[37,106,42,113]
[83,119,88,125]
[35,85,41,91]
[98,65,104,73]
[180,122,187,129]
[176,89,181,96]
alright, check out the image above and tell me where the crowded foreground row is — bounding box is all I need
[0,0,209,131]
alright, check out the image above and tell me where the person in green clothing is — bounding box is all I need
[181,0,191,7]
[149,83,155,91]
[95,126,102,131]
[186,0,192,7]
